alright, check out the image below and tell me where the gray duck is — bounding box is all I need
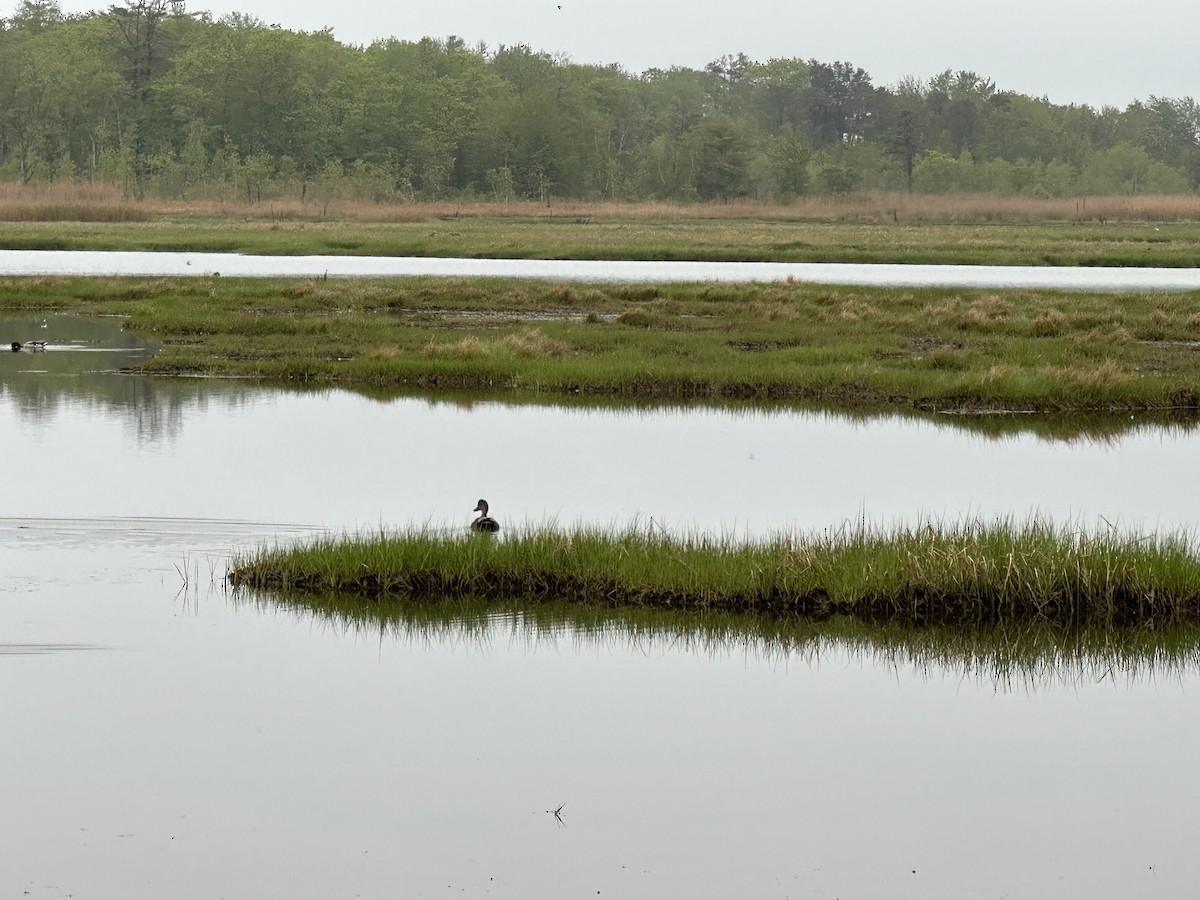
[471,499,500,533]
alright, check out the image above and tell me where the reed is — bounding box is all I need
[0,182,149,222]
[228,519,1200,628]
[7,185,1200,224]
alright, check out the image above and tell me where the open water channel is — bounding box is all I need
[3,290,1200,898]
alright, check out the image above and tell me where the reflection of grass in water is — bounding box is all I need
[276,382,1200,446]
[238,589,1200,691]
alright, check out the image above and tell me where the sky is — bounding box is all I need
[45,0,1199,108]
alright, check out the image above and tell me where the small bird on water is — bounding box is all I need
[11,341,47,352]
[471,499,500,533]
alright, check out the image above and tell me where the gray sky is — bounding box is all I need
[51,0,1198,108]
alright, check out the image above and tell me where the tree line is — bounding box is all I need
[3,0,1199,203]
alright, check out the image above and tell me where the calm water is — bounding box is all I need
[3,248,1200,291]
[4,314,1200,899]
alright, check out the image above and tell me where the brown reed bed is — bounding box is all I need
[128,192,1200,224]
[5,183,1200,225]
[0,183,150,222]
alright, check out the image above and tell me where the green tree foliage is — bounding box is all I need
[8,0,64,32]
[690,116,750,200]
[1,6,1197,201]
[884,107,922,192]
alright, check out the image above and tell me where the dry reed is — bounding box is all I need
[6,182,1200,224]
[0,182,149,222]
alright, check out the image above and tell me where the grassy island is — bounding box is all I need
[4,274,1200,412]
[228,521,1200,628]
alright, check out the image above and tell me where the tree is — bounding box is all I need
[108,0,179,103]
[761,127,810,198]
[805,60,876,147]
[1143,96,1200,189]
[1080,142,1189,195]
[703,52,752,116]
[6,0,65,33]
[690,116,750,200]
[105,0,187,188]
[884,108,922,192]
[749,57,811,132]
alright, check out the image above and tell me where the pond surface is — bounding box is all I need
[4,314,1200,899]
[4,248,1200,291]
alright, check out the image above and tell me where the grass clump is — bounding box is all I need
[503,327,570,358]
[1032,308,1068,336]
[228,519,1200,628]
[424,336,492,360]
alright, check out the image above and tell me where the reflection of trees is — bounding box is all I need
[1,371,292,446]
[237,590,1200,693]
[0,314,281,446]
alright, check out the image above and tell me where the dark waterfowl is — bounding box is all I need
[11,341,47,352]
[471,499,500,533]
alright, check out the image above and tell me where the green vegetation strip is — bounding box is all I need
[5,275,1200,411]
[228,521,1200,628]
[2,215,1200,267]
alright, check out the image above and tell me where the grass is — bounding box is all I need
[228,518,1200,629]
[2,189,1200,265]
[3,275,1200,412]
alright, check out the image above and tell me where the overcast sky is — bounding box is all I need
[47,0,1199,108]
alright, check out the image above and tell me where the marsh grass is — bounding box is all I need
[228,519,1200,628]
[3,189,1200,265]
[5,275,1200,411]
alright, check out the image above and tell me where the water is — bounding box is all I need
[4,314,1200,899]
[3,248,1200,291]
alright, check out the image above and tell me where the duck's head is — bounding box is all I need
[10,342,20,351]
[474,499,489,515]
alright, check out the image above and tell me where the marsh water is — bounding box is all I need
[6,248,1200,291]
[5,312,1200,899]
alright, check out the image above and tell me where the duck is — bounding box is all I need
[471,499,500,533]
[11,340,47,351]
